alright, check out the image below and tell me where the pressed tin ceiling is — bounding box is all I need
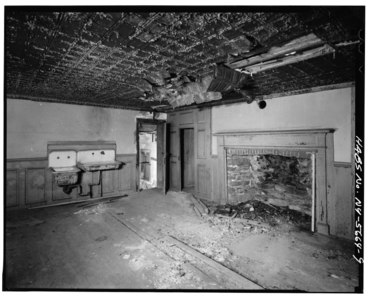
[5,6,364,112]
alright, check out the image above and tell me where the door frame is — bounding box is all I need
[136,118,166,192]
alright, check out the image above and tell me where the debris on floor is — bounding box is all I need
[205,199,311,230]
[187,194,209,216]
[140,179,156,190]
[5,189,360,292]
[74,203,108,215]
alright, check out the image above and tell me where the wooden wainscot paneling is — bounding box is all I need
[118,163,132,191]
[51,180,75,201]
[6,154,136,209]
[116,154,136,192]
[330,162,353,239]
[6,169,18,207]
[102,169,116,195]
[25,168,46,206]
[197,164,211,198]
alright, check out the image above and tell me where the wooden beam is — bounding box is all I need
[110,212,263,289]
[166,235,263,290]
[240,44,335,74]
[227,33,325,69]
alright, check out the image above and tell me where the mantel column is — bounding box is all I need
[315,147,329,235]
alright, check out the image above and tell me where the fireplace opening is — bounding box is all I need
[225,150,314,231]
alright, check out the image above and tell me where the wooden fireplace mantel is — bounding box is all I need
[214,128,335,236]
[213,128,335,136]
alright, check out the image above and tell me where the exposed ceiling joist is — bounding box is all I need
[237,43,335,74]
[227,33,325,69]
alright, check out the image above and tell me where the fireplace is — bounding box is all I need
[214,129,335,235]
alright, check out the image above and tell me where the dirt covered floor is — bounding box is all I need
[4,189,360,291]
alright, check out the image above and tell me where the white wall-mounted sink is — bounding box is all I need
[77,149,115,163]
[49,150,77,168]
[77,161,122,172]
[52,168,80,186]
[47,142,123,196]
[48,150,81,186]
[51,167,80,173]
[76,149,123,172]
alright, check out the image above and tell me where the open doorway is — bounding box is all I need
[138,131,157,190]
[180,128,195,194]
[136,119,168,192]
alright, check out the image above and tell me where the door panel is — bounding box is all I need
[156,122,170,194]
[182,128,195,188]
[156,123,164,189]
[195,109,212,199]
[163,123,170,194]
[26,168,46,205]
[197,129,206,159]
[169,130,180,191]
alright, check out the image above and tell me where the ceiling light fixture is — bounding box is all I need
[258,100,267,109]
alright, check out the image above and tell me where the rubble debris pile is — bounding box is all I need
[211,200,311,229]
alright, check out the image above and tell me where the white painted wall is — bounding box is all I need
[212,87,353,162]
[7,99,140,158]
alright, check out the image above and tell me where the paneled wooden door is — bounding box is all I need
[156,121,170,194]
[181,128,195,189]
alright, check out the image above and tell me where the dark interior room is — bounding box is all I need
[4,6,365,292]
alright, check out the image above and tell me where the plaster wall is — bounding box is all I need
[7,99,140,159]
[212,87,353,162]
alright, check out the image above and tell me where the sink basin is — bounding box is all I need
[77,161,123,172]
[51,167,81,186]
[48,151,81,186]
[52,167,81,173]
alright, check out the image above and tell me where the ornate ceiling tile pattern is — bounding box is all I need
[5,8,363,111]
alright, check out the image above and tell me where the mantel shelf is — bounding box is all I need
[213,128,335,136]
